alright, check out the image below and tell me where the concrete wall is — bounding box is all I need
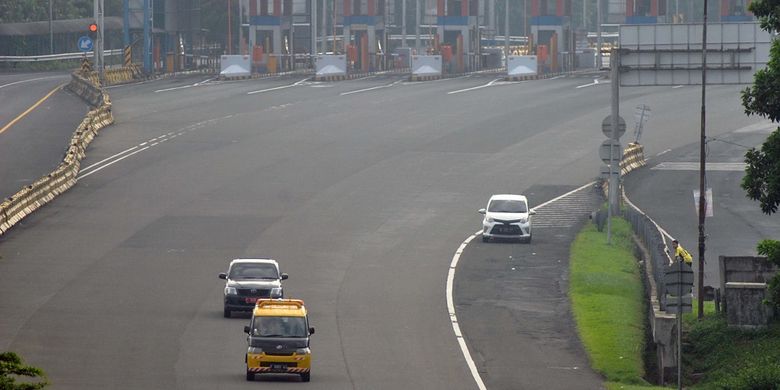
[719,256,779,329]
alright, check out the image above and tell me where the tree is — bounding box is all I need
[0,352,48,390]
[741,0,780,215]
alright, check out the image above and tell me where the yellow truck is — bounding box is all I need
[243,299,314,382]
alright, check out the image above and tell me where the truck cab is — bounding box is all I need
[243,298,314,382]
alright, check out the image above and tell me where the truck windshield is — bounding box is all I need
[252,316,307,337]
[229,263,279,280]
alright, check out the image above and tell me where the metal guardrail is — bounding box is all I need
[0,49,123,62]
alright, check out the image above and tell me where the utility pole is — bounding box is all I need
[143,0,151,73]
[596,0,602,69]
[415,0,420,51]
[49,0,54,54]
[94,0,104,81]
[402,0,407,47]
[697,0,708,320]
[505,0,510,68]
[312,0,317,55]
[607,48,620,244]
[227,0,232,54]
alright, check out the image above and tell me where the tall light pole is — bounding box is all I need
[596,0,602,68]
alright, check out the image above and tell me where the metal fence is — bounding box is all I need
[623,194,674,310]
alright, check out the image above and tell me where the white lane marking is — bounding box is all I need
[154,77,215,93]
[655,149,672,157]
[576,78,600,89]
[78,115,233,179]
[77,146,150,180]
[621,188,674,264]
[447,78,502,95]
[733,120,775,134]
[532,181,597,211]
[340,79,404,96]
[447,232,488,390]
[447,181,595,390]
[651,162,746,171]
[247,78,308,95]
[80,146,140,174]
[549,75,565,80]
[0,75,64,89]
[672,85,684,89]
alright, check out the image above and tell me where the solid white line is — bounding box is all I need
[672,85,684,89]
[154,84,195,93]
[340,79,403,96]
[247,78,308,95]
[77,146,150,180]
[80,146,140,173]
[621,188,674,264]
[447,78,502,95]
[532,181,596,211]
[447,232,488,390]
[549,75,565,80]
[576,79,600,89]
[656,149,672,157]
[0,75,64,89]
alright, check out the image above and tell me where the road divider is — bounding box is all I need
[619,142,647,175]
[1,70,115,236]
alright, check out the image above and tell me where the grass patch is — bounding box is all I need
[569,218,651,385]
[684,314,780,389]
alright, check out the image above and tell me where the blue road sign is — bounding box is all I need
[78,36,94,52]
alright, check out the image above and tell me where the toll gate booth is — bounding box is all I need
[248,0,293,72]
[341,0,387,72]
[434,0,479,73]
[530,0,572,73]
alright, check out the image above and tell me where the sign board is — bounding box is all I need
[220,55,251,77]
[599,139,623,164]
[693,188,714,217]
[665,294,693,314]
[411,55,442,76]
[507,55,538,76]
[664,261,694,294]
[619,22,772,86]
[315,55,347,76]
[601,115,626,139]
[78,36,94,52]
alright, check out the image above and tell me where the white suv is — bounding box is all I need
[479,194,536,243]
[218,259,288,318]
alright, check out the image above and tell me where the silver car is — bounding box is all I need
[218,258,288,318]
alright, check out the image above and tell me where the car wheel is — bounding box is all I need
[526,234,532,244]
[300,372,311,382]
[482,235,489,243]
[246,371,254,381]
[223,307,231,318]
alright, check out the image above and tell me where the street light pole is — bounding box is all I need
[505,0,510,69]
[49,0,54,54]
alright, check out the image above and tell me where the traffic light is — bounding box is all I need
[88,22,98,40]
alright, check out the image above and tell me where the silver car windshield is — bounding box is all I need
[252,316,308,337]
[229,263,279,280]
[488,200,527,213]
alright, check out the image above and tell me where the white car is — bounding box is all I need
[479,194,536,243]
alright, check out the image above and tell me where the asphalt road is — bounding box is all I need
[624,120,780,288]
[0,72,88,199]
[0,72,767,389]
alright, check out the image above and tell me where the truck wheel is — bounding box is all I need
[246,371,254,381]
[300,372,311,382]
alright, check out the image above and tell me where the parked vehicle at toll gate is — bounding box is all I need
[218,258,288,318]
[479,194,536,243]
[244,299,315,382]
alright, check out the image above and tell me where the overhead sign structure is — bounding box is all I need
[78,36,94,52]
[619,22,772,86]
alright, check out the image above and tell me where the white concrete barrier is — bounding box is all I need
[315,55,347,76]
[507,55,538,77]
[220,55,251,77]
[411,55,442,76]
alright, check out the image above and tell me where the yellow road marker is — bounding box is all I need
[0,83,66,135]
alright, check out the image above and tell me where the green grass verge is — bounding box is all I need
[570,218,666,389]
